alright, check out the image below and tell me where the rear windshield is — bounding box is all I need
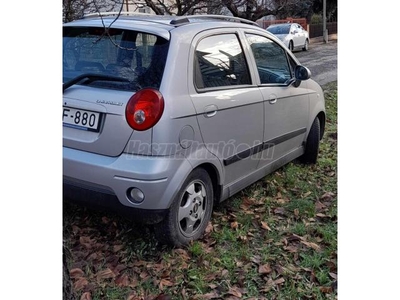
[63,27,169,91]
[267,25,291,35]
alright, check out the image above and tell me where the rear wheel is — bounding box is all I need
[155,168,214,246]
[288,40,294,51]
[300,117,320,164]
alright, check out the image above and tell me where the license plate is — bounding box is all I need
[63,107,101,132]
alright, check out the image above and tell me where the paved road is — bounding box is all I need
[293,40,337,86]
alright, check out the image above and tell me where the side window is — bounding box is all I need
[194,34,251,89]
[246,34,292,85]
[297,24,303,32]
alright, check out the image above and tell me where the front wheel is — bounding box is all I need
[154,168,214,246]
[300,117,320,164]
[302,39,309,51]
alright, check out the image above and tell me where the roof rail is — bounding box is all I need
[81,12,260,27]
[83,11,153,19]
[170,15,260,27]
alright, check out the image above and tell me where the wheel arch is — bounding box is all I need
[316,111,326,140]
[193,163,222,205]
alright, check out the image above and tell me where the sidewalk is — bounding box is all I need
[310,33,337,44]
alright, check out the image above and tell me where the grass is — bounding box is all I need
[63,81,337,300]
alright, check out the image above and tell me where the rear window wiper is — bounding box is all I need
[63,73,129,92]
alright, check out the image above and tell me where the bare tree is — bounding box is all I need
[141,0,298,21]
[63,0,123,22]
[142,0,223,16]
[220,0,294,21]
[63,0,305,23]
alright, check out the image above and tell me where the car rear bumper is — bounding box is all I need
[63,147,192,212]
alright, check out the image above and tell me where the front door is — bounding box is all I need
[244,33,309,169]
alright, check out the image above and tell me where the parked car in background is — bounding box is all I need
[266,23,309,51]
[63,13,325,246]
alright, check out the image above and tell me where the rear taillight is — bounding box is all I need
[125,88,164,131]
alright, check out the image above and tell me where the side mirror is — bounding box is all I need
[295,65,311,81]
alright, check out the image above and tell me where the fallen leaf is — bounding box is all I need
[80,292,92,300]
[239,235,248,242]
[73,277,88,291]
[320,192,335,201]
[227,286,242,298]
[96,268,115,280]
[320,286,333,293]
[287,234,305,242]
[300,241,321,251]
[262,278,274,292]
[329,272,337,280]
[250,255,261,264]
[159,279,174,290]
[260,221,272,231]
[258,263,272,274]
[276,198,288,204]
[70,268,84,279]
[205,222,213,234]
[154,293,173,300]
[273,207,286,215]
[79,236,94,249]
[231,221,239,229]
[294,209,299,216]
[126,294,139,300]
[221,269,229,277]
[274,277,285,285]
[194,291,219,299]
[115,273,130,287]
[302,191,312,198]
[113,244,124,252]
[72,225,80,234]
[209,283,218,289]
[174,249,190,261]
[284,245,298,253]
[315,201,326,211]
[139,271,150,280]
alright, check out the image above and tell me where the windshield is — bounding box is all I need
[63,27,169,91]
[267,24,291,35]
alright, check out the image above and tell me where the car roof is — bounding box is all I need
[64,13,263,40]
[65,13,260,29]
[268,23,296,27]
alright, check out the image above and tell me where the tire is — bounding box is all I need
[300,117,320,164]
[302,39,309,51]
[288,41,294,51]
[154,168,214,246]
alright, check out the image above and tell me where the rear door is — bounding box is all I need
[188,30,264,185]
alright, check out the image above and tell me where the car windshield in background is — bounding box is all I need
[63,27,169,91]
[267,24,291,35]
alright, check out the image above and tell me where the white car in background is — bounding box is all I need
[267,23,309,51]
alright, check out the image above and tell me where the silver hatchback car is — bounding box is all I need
[63,13,325,246]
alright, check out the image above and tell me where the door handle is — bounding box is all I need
[203,104,218,118]
[205,110,217,118]
[269,99,277,104]
[269,94,278,105]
